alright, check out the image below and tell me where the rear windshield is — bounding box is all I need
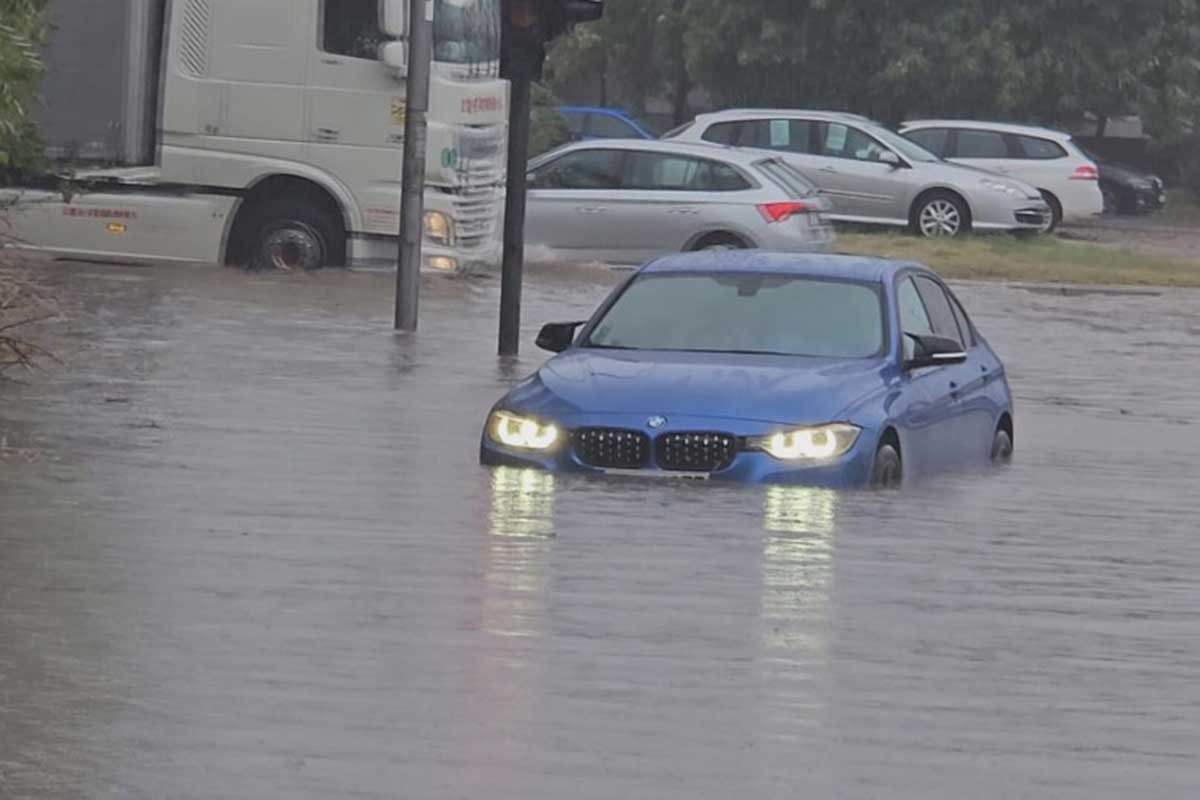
[755,159,819,197]
[586,273,884,359]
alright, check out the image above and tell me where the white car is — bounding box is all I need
[899,120,1104,231]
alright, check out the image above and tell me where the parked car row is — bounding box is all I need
[528,104,1168,265]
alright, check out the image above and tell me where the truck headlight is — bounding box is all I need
[748,424,861,461]
[424,211,454,246]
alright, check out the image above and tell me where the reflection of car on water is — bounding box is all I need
[480,252,1015,488]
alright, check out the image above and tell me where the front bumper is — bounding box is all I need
[972,197,1052,232]
[479,416,876,489]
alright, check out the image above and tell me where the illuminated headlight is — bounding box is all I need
[423,211,454,246]
[980,179,1024,198]
[748,424,861,461]
[488,411,561,452]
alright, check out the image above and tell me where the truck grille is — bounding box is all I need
[573,429,651,470]
[453,186,498,251]
[656,432,739,473]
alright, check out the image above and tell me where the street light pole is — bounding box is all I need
[395,0,435,332]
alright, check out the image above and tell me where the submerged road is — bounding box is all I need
[1,261,1198,799]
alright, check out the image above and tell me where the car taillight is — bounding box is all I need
[1070,165,1099,181]
[757,201,812,222]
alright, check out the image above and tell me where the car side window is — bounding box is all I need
[954,129,1010,159]
[532,150,623,190]
[1016,135,1068,160]
[914,276,966,348]
[322,0,386,59]
[898,277,934,361]
[701,121,741,145]
[736,120,813,153]
[946,291,977,347]
[906,128,949,157]
[562,111,585,140]
[622,152,749,191]
[589,113,636,139]
[821,123,887,162]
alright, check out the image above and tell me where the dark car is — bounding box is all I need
[1081,146,1167,215]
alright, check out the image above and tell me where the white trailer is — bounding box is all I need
[3,0,507,273]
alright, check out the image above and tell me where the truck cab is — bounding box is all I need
[10,0,507,273]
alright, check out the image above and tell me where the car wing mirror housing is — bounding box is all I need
[904,334,967,370]
[880,150,905,169]
[536,321,586,353]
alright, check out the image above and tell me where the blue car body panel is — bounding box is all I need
[556,105,658,141]
[481,252,1013,487]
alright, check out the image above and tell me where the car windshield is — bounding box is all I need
[435,0,500,64]
[586,273,884,358]
[869,125,940,163]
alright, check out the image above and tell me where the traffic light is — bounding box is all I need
[501,0,604,81]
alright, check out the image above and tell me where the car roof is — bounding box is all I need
[536,138,783,167]
[557,105,634,118]
[901,119,1074,141]
[640,251,928,283]
[693,109,876,125]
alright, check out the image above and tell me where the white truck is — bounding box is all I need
[3,0,507,273]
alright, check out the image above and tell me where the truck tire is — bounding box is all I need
[249,198,345,271]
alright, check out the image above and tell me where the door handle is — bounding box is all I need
[950,380,960,400]
[819,166,838,174]
[576,206,607,214]
[316,128,340,142]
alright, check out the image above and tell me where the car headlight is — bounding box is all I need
[980,179,1024,198]
[424,211,455,247]
[748,424,861,461]
[488,411,562,452]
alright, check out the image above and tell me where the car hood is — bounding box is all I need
[505,349,889,426]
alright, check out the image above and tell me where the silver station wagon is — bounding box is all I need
[669,109,1052,238]
[524,139,834,265]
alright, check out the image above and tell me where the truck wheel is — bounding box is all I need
[250,200,344,271]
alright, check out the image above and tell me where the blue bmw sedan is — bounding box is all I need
[480,253,1014,488]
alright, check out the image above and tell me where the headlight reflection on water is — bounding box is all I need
[761,487,838,657]
[484,467,557,639]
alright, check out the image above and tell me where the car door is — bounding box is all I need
[893,275,963,476]
[525,148,626,260]
[611,151,748,262]
[803,122,913,223]
[912,275,995,465]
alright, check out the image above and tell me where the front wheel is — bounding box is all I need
[1039,191,1063,234]
[991,428,1014,464]
[870,443,903,489]
[913,192,969,238]
[248,197,345,272]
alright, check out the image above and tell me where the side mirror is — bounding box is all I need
[536,321,586,353]
[904,334,967,370]
[380,0,407,37]
[879,150,903,168]
[380,41,407,75]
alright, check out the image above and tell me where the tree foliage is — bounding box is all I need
[0,0,48,180]
[548,0,1200,139]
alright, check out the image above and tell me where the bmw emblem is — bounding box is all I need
[647,416,668,430]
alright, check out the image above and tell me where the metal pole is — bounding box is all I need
[498,77,532,356]
[395,0,435,332]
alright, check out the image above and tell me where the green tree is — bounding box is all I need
[0,0,48,181]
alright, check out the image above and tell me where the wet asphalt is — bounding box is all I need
[1,260,1198,799]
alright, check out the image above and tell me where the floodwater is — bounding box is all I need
[1,260,1198,799]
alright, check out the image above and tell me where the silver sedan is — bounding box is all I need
[669,109,1052,238]
[524,139,834,266]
